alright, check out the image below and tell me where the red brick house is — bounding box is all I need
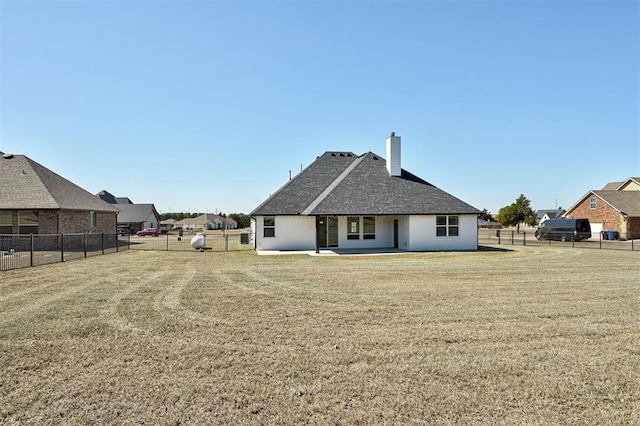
[0,153,119,235]
[564,177,640,240]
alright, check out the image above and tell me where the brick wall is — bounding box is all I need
[58,210,117,234]
[628,217,640,240]
[39,210,58,234]
[4,210,117,234]
[567,194,627,239]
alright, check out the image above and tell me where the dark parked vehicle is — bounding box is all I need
[117,226,131,236]
[136,227,160,237]
[535,218,591,242]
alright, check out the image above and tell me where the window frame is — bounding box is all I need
[89,211,97,228]
[263,216,275,238]
[436,215,459,237]
[589,196,597,209]
[18,211,39,235]
[347,217,360,240]
[0,211,12,234]
[363,216,376,240]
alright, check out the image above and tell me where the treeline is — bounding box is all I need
[159,212,251,228]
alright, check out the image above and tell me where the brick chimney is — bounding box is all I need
[386,132,401,176]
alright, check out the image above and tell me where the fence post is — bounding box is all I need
[166,233,169,251]
[61,234,65,261]
[30,234,34,267]
[101,233,105,255]
[524,231,526,246]
[497,230,501,244]
[511,231,514,245]
[84,233,87,258]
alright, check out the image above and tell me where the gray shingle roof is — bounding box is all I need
[592,190,640,216]
[115,204,158,223]
[0,154,119,212]
[251,151,481,216]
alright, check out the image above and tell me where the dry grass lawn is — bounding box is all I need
[1,246,638,425]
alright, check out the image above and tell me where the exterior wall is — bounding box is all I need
[628,217,640,239]
[337,216,395,249]
[59,210,117,234]
[144,212,158,229]
[567,195,626,239]
[0,209,116,234]
[254,215,316,251]
[39,210,58,234]
[254,214,478,251]
[619,181,640,191]
[407,214,478,251]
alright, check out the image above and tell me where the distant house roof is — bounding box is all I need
[0,154,119,212]
[97,190,133,204]
[536,209,565,220]
[478,219,502,228]
[601,181,624,190]
[252,151,481,216]
[175,214,237,228]
[602,178,640,191]
[115,204,159,224]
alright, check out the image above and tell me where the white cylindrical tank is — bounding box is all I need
[190,233,206,250]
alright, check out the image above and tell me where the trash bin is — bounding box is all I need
[601,231,609,240]
[607,231,616,241]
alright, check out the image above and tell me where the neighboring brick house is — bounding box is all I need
[97,190,160,233]
[564,177,640,240]
[0,153,119,234]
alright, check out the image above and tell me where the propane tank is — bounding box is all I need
[190,233,206,250]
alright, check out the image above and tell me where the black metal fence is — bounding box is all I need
[0,233,127,271]
[1,231,255,271]
[478,229,638,251]
[126,231,254,253]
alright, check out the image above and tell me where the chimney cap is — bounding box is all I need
[390,132,395,137]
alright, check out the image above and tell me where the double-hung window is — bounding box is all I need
[589,196,597,209]
[347,217,360,240]
[363,216,376,240]
[436,215,459,237]
[263,216,275,238]
[19,211,39,234]
[89,211,97,228]
[0,211,12,234]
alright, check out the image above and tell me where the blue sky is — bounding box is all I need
[1,0,638,215]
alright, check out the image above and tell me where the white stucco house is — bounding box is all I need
[250,133,481,252]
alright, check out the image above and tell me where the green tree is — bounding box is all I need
[495,194,536,233]
[479,209,494,222]
[229,213,251,228]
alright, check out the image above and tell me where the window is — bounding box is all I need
[590,196,597,209]
[89,211,97,227]
[347,217,360,240]
[363,216,375,240]
[436,215,459,237]
[19,211,39,234]
[0,211,12,234]
[263,216,275,238]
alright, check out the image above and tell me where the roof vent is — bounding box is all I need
[3,153,14,159]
